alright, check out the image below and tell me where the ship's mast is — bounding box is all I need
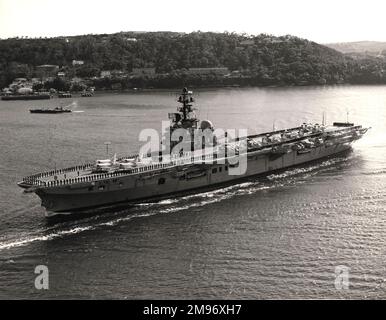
[174,87,198,128]
[167,88,199,153]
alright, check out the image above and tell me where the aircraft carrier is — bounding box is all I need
[18,88,369,216]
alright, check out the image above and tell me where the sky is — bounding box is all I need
[0,0,385,43]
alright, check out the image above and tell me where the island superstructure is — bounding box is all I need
[18,88,369,216]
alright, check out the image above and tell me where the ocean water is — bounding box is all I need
[0,85,385,299]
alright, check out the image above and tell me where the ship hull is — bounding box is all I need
[30,110,71,114]
[1,94,51,100]
[35,142,353,216]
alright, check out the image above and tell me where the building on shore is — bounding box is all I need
[72,60,84,66]
[187,67,230,76]
[131,68,156,77]
[100,70,112,78]
[35,65,59,80]
[3,78,35,94]
[100,70,127,78]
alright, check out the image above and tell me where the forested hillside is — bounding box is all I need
[1,31,385,89]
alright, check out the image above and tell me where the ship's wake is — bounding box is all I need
[0,154,355,251]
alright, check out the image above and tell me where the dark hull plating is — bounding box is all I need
[37,142,352,216]
[2,94,51,100]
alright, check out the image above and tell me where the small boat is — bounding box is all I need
[81,91,93,97]
[58,92,72,98]
[30,106,72,114]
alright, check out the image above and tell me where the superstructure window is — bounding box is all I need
[212,168,217,174]
[158,178,166,185]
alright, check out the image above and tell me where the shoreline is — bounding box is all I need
[2,83,386,101]
[88,83,386,95]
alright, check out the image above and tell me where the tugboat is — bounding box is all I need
[18,88,369,216]
[29,106,72,114]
